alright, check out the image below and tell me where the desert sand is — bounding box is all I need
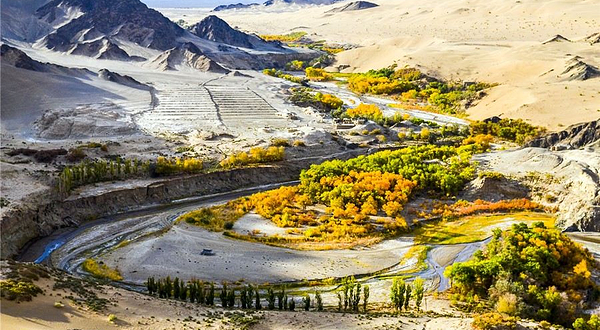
[161,0,600,130]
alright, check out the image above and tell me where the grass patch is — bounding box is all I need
[81,259,123,281]
[414,212,555,245]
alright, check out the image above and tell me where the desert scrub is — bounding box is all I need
[0,279,43,301]
[81,259,123,281]
[108,314,117,323]
[53,275,109,311]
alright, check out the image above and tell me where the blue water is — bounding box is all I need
[34,239,66,263]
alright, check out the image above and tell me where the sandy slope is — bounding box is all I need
[161,0,600,130]
[1,275,473,330]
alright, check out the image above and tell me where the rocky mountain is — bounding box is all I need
[189,15,281,50]
[212,0,344,11]
[69,38,145,61]
[263,0,344,5]
[213,3,259,11]
[1,44,92,76]
[526,119,600,149]
[149,42,229,73]
[36,0,184,53]
[326,1,378,13]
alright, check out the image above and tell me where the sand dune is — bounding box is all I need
[161,0,600,130]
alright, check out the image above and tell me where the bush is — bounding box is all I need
[472,312,517,330]
[220,146,285,169]
[81,259,123,281]
[305,67,332,81]
[66,148,86,162]
[292,140,306,147]
[271,138,290,147]
[0,280,43,301]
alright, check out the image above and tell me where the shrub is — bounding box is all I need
[472,312,517,330]
[0,280,43,301]
[271,138,290,147]
[346,103,383,122]
[108,314,117,323]
[81,259,123,281]
[305,67,332,81]
[220,146,285,169]
[292,140,306,147]
[66,148,86,162]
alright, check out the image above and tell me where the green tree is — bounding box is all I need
[413,277,424,311]
[303,294,311,311]
[390,278,406,310]
[363,285,370,313]
[315,291,323,311]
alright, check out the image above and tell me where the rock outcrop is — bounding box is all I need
[583,32,600,45]
[461,175,529,202]
[542,34,571,44]
[526,119,600,149]
[326,1,379,13]
[559,57,600,81]
[36,0,185,53]
[149,42,230,73]
[98,69,151,90]
[473,146,600,232]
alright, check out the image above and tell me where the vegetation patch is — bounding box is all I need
[445,222,599,326]
[260,31,307,42]
[470,118,546,145]
[414,211,554,245]
[0,279,43,302]
[81,259,123,281]
[346,65,496,115]
[182,144,484,249]
[219,146,285,169]
[288,87,343,111]
[177,199,250,231]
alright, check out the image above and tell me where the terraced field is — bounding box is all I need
[137,83,290,134]
[206,84,288,129]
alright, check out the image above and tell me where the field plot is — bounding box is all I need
[138,84,221,133]
[206,85,289,131]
